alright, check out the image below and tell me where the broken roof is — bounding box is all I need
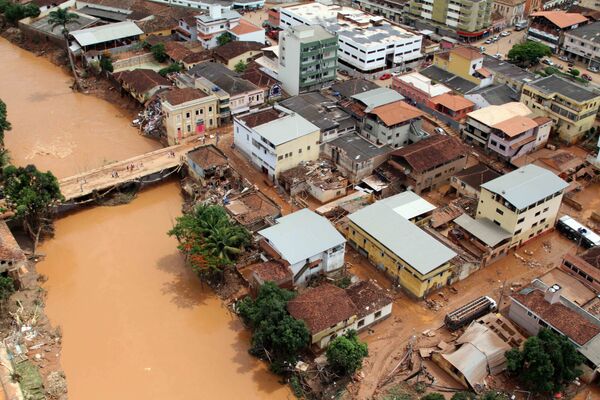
[225,190,281,227]
[531,11,588,28]
[327,133,392,161]
[71,20,143,46]
[213,40,264,62]
[481,164,568,210]
[331,78,379,99]
[351,87,404,112]
[454,214,511,247]
[346,280,393,319]
[453,163,500,191]
[429,93,474,112]
[280,93,353,132]
[187,145,227,170]
[392,135,465,173]
[258,209,345,265]
[369,101,423,126]
[113,69,171,94]
[348,201,456,275]
[250,261,292,284]
[512,288,600,345]
[288,284,358,333]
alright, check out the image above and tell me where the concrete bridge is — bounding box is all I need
[59,141,203,203]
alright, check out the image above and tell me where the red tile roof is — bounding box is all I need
[392,135,465,173]
[493,115,538,137]
[451,46,483,61]
[288,284,358,333]
[113,69,170,94]
[161,88,207,106]
[531,11,588,28]
[214,41,264,62]
[229,20,263,36]
[238,108,282,128]
[346,280,393,319]
[370,101,423,126]
[512,289,600,345]
[430,93,475,112]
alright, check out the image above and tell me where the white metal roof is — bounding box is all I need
[258,208,345,265]
[481,164,568,210]
[348,201,456,275]
[351,88,404,112]
[253,112,319,146]
[70,21,143,47]
[466,102,531,127]
[454,214,512,248]
[396,72,452,98]
[380,191,436,220]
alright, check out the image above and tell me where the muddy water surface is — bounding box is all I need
[1,38,289,399]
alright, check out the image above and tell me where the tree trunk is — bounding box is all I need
[64,33,80,91]
[24,220,42,256]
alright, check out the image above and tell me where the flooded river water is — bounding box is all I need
[0,38,290,399]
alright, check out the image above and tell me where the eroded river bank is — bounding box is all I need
[0,37,289,399]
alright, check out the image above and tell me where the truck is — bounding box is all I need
[444,296,497,331]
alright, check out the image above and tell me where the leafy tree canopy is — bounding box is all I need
[2,2,39,24]
[234,60,247,73]
[326,330,369,376]
[151,43,168,63]
[0,275,14,302]
[507,41,551,67]
[47,7,79,35]
[217,32,232,46]
[99,53,113,73]
[158,62,182,77]
[505,328,583,394]
[0,98,11,146]
[420,394,445,400]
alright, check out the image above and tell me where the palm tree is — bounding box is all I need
[48,8,80,90]
[203,225,250,266]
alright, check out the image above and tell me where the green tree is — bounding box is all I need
[234,60,248,73]
[479,391,510,400]
[217,32,232,46]
[569,68,580,77]
[3,2,39,24]
[151,43,168,63]
[420,394,444,400]
[507,41,551,67]
[99,53,113,73]
[48,8,81,90]
[237,282,310,373]
[0,98,11,146]
[505,328,583,394]
[326,330,368,376]
[158,62,182,77]
[451,392,476,400]
[0,275,14,302]
[2,165,63,252]
[0,0,10,13]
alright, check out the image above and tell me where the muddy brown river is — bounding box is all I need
[0,38,290,399]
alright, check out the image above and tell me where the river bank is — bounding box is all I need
[0,35,291,399]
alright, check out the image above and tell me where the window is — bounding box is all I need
[515,229,522,235]
[517,217,524,224]
[540,218,546,224]
[298,148,302,154]
[278,155,283,160]
[494,220,501,226]
[195,110,199,116]
[208,106,212,112]
[307,145,311,150]
[496,208,504,215]
[186,112,190,118]
[543,207,549,213]
[357,319,365,328]
[374,311,382,319]
[535,211,541,217]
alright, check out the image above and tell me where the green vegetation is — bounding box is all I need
[13,360,44,400]
[3,165,63,251]
[479,392,509,400]
[0,98,11,147]
[48,8,81,90]
[217,32,232,46]
[420,394,444,400]
[99,53,114,73]
[569,68,580,77]
[151,43,168,63]
[0,275,15,302]
[0,1,39,24]
[168,204,250,279]
[237,282,310,374]
[506,328,583,394]
[158,62,182,77]
[326,330,368,376]
[234,60,248,73]
[507,41,551,67]
[451,392,477,400]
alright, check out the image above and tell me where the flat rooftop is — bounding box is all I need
[328,132,391,161]
[482,55,537,84]
[528,75,599,103]
[395,72,451,98]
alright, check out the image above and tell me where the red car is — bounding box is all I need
[379,73,392,80]
[582,74,592,81]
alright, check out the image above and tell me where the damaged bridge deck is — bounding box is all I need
[59,141,202,203]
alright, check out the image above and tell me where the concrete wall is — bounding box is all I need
[356,303,393,330]
[162,97,219,145]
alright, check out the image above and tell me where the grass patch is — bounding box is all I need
[14,360,44,400]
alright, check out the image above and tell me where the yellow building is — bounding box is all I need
[520,75,600,143]
[433,47,494,86]
[476,164,568,248]
[347,196,457,299]
[233,107,320,181]
[160,88,219,145]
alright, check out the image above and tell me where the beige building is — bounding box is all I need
[233,107,320,181]
[520,75,600,144]
[213,41,264,70]
[161,88,219,145]
[492,0,525,26]
[476,164,568,247]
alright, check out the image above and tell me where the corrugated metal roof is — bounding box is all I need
[454,214,511,247]
[351,87,404,112]
[380,191,436,220]
[348,201,456,275]
[71,21,143,47]
[258,209,345,265]
[481,164,568,210]
[253,112,319,146]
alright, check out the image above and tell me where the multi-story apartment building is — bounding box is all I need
[492,0,525,26]
[160,88,219,145]
[233,106,320,181]
[351,0,408,24]
[527,11,589,53]
[432,47,494,87]
[195,5,264,49]
[407,0,493,40]
[476,164,568,247]
[279,3,423,72]
[463,102,551,161]
[278,25,337,96]
[562,21,600,70]
[149,0,264,11]
[520,75,600,143]
[361,100,425,148]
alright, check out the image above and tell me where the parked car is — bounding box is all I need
[493,35,499,41]
[588,66,599,73]
[568,62,574,68]
[559,55,568,61]
[338,69,349,76]
[501,31,510,37]
[379,73,392,80]
[542,58,554,66]
[479,46,486,52]
[434,127,446,135]
[582,73,592,81]
[484,39,493,44]
[494,53,502,59]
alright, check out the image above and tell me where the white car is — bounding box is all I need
[494,53,503,59]
[542,58,554,66]
[501,31,510,37]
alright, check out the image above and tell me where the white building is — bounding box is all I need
[195,5,264,49]
[278,25,338,96]
[258,208,346,286]
[279,2,423,72]
[233,106,320,181]
[148,0,264,11]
